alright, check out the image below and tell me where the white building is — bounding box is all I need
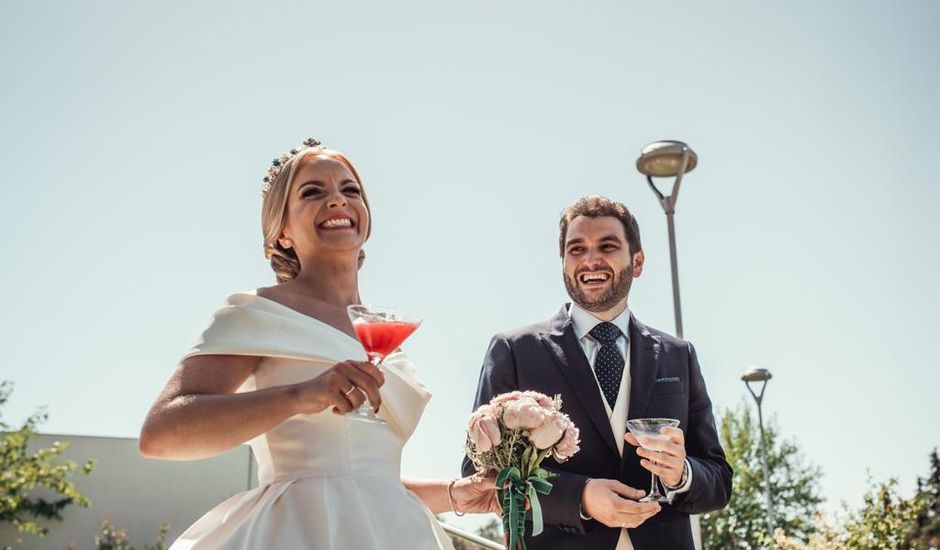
[2,434,255,549]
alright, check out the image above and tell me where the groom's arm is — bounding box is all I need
[668,343,733,515]
[462,335,590,532]
[537,464,592,532]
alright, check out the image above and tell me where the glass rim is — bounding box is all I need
[626,417,681,427]
[346,304,422,324]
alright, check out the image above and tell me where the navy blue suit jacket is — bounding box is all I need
[462,306,732,550]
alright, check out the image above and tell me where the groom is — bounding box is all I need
[463,196,732,550]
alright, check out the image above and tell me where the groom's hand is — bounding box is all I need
[625,427,687,488]
[581,479,661,529]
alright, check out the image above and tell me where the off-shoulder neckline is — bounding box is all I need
[230,290,361,345]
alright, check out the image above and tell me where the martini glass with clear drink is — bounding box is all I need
[345,304,421,424]
[626,418,681,503]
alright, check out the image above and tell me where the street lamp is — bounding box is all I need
[742,367,774,534]
[637,140,701,547]
[636,140,698,339]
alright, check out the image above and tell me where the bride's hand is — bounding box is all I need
[451,473,501,515]
[291,360,385,415]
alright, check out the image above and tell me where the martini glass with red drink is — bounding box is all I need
[346,304,421,423]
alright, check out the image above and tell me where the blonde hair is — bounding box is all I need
[261,147,371,283]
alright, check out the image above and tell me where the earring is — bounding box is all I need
[281,239,293,249]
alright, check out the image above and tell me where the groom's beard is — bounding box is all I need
[564,265,633,313]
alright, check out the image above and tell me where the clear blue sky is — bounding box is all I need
[2,0,938,532]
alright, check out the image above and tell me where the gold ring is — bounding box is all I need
[344,386,357,396]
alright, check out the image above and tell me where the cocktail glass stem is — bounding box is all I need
[648,472,664,502]
[347,355,383,421]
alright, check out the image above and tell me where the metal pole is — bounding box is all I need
[646,146,689,340]
[755,400,774,533]
[665,209,683,339]
[745,378,774,534]
[439,522,503,550]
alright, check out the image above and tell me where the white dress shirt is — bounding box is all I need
[568,303,692,550]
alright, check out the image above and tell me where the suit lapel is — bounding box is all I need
[626,314,662,422]
[539,305,620,458]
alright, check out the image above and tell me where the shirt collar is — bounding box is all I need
[568,302,631,342]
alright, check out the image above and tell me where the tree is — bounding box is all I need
[0,381,95,545]
[908,449,940,549]
[700,402,823,549]
[839,476,925,549]
[774,450,939,550]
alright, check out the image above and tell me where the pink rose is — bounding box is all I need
[503,397,546,430]
[489,391,523,407]
[468,405,501,452]
[520,391,555,409]
[528,411,568,449]
[553,424,581,462]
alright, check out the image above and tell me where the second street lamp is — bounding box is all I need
[742,367,775,534]
[636,140,697,339]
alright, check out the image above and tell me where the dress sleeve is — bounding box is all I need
[377,351,432,442]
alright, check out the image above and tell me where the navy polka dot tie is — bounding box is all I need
[589,322,625,409]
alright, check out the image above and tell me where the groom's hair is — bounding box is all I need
[558,195,643,257]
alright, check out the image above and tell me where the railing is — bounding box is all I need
[439,522,503,549]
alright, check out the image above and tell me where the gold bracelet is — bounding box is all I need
[447,479,466,517]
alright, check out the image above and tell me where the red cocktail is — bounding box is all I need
[346,304,422,423]
[353,321,419,361]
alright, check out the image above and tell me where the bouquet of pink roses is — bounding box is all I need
[465,391,580,550]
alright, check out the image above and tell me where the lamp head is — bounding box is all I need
[741,367,772,383]
[636,140,698,177]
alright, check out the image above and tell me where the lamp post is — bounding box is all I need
[636,140,697,339]
[742,367,774,534]
[637,140,700,547]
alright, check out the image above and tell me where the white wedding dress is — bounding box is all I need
[169,292,454,550]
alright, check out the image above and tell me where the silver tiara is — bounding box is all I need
[261,137,322,197]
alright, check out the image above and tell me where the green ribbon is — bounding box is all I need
[496,466,553,550]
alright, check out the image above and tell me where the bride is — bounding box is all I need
[139,138,496,549]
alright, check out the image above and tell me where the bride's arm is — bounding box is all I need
[402,477,452,514]
[139,355,383,460]
[402,475,499,515]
